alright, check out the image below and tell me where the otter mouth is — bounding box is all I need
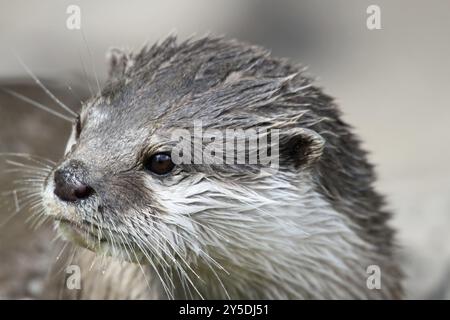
[43,176,143,262]
[55,218,109,250]
[54,217,142,262]
[57,218,106,240]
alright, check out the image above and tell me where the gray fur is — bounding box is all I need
[42,36,402,299]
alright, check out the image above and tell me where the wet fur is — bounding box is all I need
[39,36,402,299]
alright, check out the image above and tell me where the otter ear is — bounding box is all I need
[106,48,132,80]
[280,127,325,168]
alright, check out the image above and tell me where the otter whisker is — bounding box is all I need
[13,179,46,186]
[14,53,78,117]
[49,241,71,277]
[129,227,176,298]
[135,219,202,279]
[87,251,99,272]
[112,226,167,298]
[17,188,47,200]
[5,159,52,172]
[110,223,133,261]
[131,218,206,299]
[137,210,230,280]
[80,30,101,94]
[127,221,179,298]
[12,189,20,213]
[27,209,47,228]
[13,176,46,184]
[136,206,230,250]
[0,88,74,122]
[12,188,42,198]
[44,240,69,282]
[23,198,45,215]
[0,196,25,227]
[54,244,81,300]
[29,208,51,230]
[5,168,49,177]
[18,197,42,216]
[0,152,56,167]
[28,198,45,212]
[1,188,40,210]
[177,213,231,244]
[78,53,95,97]
[110,224,159,298]
[130,217,192,271]
[51,238,69,261]
[174,263,194,300]
[132,240,174,299]
[203,258,231,300]
[12,173,48,181]
[103,211,166,297]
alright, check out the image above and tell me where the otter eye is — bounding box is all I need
[143,153,175,175]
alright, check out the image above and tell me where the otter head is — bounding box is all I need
[41,36,401,299]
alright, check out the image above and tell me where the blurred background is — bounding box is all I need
[0,0,449,299]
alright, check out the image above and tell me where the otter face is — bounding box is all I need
[42,72,323,262]
[40,37,398,299]
[42,38,325,262]
[42,99,176,259]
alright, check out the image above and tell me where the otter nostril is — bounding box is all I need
[73,184,94,200]
[53,168,94,202]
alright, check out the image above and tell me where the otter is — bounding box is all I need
[37,36,402,299]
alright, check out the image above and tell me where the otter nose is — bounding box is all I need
[53,163,94,202]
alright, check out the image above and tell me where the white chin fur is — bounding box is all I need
[146,171,376,299]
